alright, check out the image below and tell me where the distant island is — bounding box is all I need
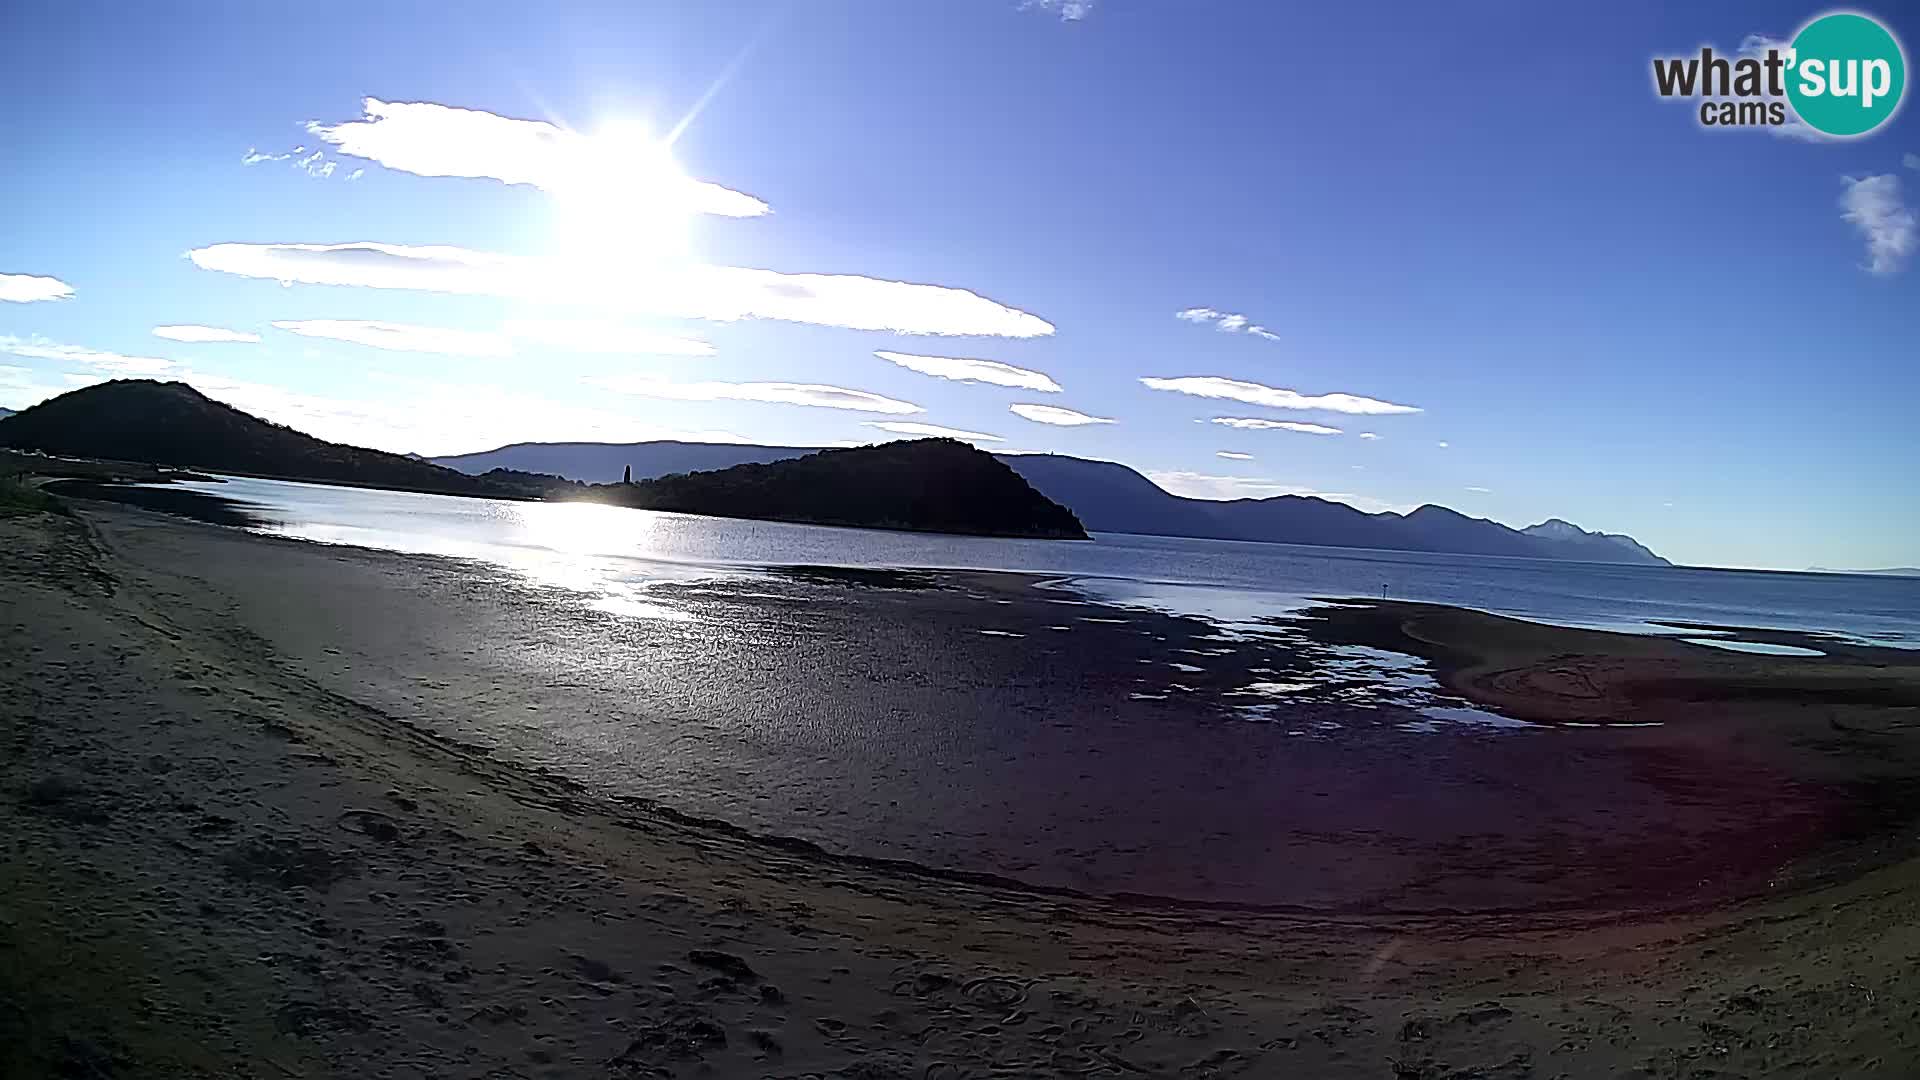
[576,438,1088,540]
[0,380,579,500]
[439,440,1672,565]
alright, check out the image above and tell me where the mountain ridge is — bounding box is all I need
[435,439,1670,565]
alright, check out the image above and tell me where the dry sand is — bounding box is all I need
[5,502,1920,1078]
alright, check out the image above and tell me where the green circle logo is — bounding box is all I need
[1786,12,1906,137]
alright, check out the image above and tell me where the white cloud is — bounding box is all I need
[591,377,922,415]
[1209,417,1342,435]
[1023,0,1095,20]
[1906,153,1920,171]
[1175,307,1279,341]
[864,421,1003,442]
[152,325,260,343]
[875,350,1061,392]
[1215,451,1254,460]
[187,242,1055,338]
[1358,432,1379,440]
[1437,441,1450,448]
[306,98,769,218]
[0,335,754,454]
[243,146,344,179]
[504,319,713,356]
[0,335,178,376]
[1145,470,1406,512]
[1140,375,1419,415]
[201,372,752,456]
[0,273,74,304]
[1466,486,1492,494]
[272,319,513,357]
[1009,402,1113,426]
[1840,174,1916,275]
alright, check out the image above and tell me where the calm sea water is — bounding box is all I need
[170,476,1919,648]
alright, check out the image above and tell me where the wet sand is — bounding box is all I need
[6,501,1920,1077]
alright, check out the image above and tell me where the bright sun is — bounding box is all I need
[550,119,696,265]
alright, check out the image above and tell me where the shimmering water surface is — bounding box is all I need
[103,475,1920,910]
[176,476,1920,648]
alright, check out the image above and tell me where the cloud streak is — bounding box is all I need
[0,335,177,376]
[152,325,260,343]
[1840,174,1916,275]
[307,98,769,218]
[1009,403,1113,426]
[864,421,1003,442]
[0,274,74,304]
[1208,417,1342,435]
[591,377,923,415]
[1141,375,1419,415]
[272,319,512,357]
[1023,0,1095,21]
[504,319,713,356]
[874,350,1061,392]
[1176,307,1278,341]
[187,242,1055,338]
[1215,451,1254,460]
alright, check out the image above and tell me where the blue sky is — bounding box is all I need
[1,0,1914,570]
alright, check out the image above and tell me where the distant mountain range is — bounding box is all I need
[0,381,576,500]
[0,408,15,420]
[582,439,1085,540]
[1808,566,1920,578]
[437,440,1671,565]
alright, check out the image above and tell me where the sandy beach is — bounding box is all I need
[7,499,1920,1078]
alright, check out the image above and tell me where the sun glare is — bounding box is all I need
[550,118,696,266]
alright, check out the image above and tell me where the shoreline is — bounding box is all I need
[7,501,1920,1075]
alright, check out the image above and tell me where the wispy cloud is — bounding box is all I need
[864,421,1002,442]
[272,319,513,357]
[0,273,74,304]
[152,325,260,344]
[1175,307,1279,341]
[1145,470,1405,512]
[504,319,713,356]
[875,350,1061,392]
[1840,174,1916,275]
[0,336,751,453]
[205,372,751,456]
[1022,0,1096,21]
[187,242,1055,338]
[1906,153,1920,171]
[306,98,769,218]
[1465,486,1492,495]
[1358,432,1379,440]
[1209,417,1342,435]
[1215,451,1254,461]
[0,335,177,375]
[243,144,345,178]
[1436,441,1450,449]
[591,377,922,415]
[1141,375,1419,415]
[1009,402,1113,426]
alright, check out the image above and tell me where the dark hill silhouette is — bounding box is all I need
[437,439,1668,565]
[0,380,574,498]
[0,407,15,420]
[580,439,1086,539]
